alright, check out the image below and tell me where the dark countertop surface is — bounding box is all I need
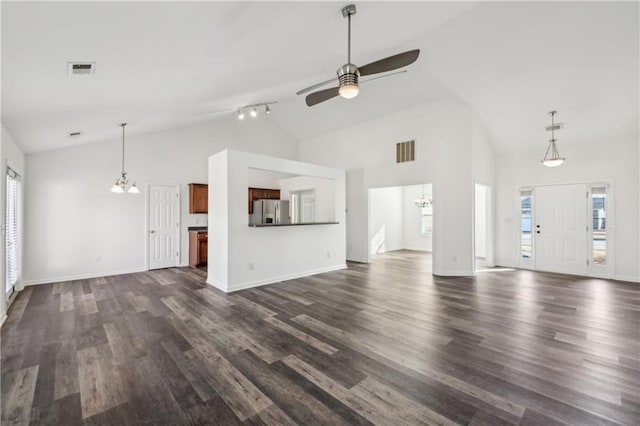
[188,226,208,233]
[248,222,340,228]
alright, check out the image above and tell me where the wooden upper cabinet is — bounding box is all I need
[248,187,280,213]
[189,183,208,214]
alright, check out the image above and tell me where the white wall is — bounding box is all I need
[0,124,26,323]
[208,150,346,292]
[495,133,639,281]
[403,184,433,252]
[369,187,404,255]
[278,175,336,223]
[300,99,482,276]
[24,118,298,284]
[345,169,368,262]
[474,184,487,258]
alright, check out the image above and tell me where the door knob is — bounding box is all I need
[150,230,156,234]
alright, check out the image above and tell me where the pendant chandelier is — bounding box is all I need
[414,185,432,207]
[541,110,566,167]
[110,123,139,193]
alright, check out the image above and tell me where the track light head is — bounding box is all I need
[237,110,245,120]
[250,107,258,118]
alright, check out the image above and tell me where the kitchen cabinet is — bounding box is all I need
[189,232,208,266]
[248,187,280,214]
[189,183,208,214]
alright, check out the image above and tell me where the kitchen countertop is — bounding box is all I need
[248,222,340,228]
[187,226,208,233]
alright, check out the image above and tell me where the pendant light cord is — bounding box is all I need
[549,111,556,141]
[121,123,126,175]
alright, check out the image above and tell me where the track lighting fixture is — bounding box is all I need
[236,102,278,120]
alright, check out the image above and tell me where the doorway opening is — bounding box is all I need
[368,183,433,271]
[474,183,494,272]
[5,167,22,306]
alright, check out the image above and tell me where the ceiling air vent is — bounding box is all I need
[68,62,96,76]
[396,140,415,163]
[67,131,83,138]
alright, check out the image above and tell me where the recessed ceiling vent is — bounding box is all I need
[67,131,83,138]
[396,140,415,163]
[68,62,96,76]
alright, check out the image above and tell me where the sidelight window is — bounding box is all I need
[520,189,533,259]
[6,168,21,299]
[591,187,607,266]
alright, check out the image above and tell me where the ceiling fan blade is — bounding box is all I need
[296,78,337,96]
[360,70,407,84]
[306,87,340,107]
[359,49,420,77]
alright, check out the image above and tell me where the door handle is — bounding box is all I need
[150,230,156,234]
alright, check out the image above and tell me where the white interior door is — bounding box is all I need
[534,184,587,275]
[148,184,180,270]
[301,191,316,223]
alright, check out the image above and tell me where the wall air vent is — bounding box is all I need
[67,131,83,138]
[396,139,415,163]
[68,62,96,76]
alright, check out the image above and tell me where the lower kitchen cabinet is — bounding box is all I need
[189,232,207,266]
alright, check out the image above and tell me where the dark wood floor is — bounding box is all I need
[2,250,639,425]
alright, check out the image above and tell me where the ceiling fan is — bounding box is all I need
[297,4,420,107]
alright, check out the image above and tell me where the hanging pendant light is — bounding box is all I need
[110,123,139,194]
[541,110,566,167]
[414,184,432,207]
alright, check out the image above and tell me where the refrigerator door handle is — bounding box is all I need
[275,202,279,224]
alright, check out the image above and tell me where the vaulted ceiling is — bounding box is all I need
[2,1,638,154]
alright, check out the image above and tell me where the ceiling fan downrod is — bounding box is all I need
[339,4,360,99]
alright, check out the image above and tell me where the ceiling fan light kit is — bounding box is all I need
[298,4,420,107]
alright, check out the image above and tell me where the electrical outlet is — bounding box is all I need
[195,218,200,225]
[248,262,254,270]
[326,251,331,258]
[452,255,457,262]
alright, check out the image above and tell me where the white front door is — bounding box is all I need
[534,184,587,275]
[148,184,180,270]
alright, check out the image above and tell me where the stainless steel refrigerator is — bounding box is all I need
[250,199,290,225]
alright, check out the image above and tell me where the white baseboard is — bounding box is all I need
[23,267,148,286]
[206,279,228,293]
[0,313,7,328]
[210,264,348,294]
[614,275,640,283]
[432,269,474,277]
